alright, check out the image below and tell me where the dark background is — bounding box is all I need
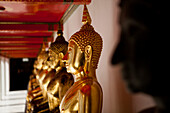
[10,58,36,91]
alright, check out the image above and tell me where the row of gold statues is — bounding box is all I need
[25,5,103,113]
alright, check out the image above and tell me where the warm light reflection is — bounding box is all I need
[22,58,29,62]
[36,75,39,80]
[73,102,78,111]
[36,64,42,70]
[43,65,48,70]
[75,62,79,68]
[51,82,59,94]
[68,66,77,74]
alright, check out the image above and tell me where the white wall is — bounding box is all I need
[0,56,26,112]
[0,56,8,100]
[63,0,156,113]
[0,56,27,100]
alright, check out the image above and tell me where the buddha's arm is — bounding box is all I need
[27,87,42,101]
[27,80,32,92]
[79,84,90,113]
[60,81,102,113]
[79,83,103,113]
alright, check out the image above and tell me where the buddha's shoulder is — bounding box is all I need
[64,78,100,97]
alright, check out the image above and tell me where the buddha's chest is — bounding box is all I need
[60,82,93,113]
[47,70,74,98]
[60,90,82,113]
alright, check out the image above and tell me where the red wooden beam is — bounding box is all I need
[8,53,38,58]
[0,36,49,38]
[7,52,38,56]
[0,3,70,23]
[0,37,52,44]
[0,0,91,4]
[0,53,38,58]
[0,24,49,30]
[0,49,40,54]
[0,44,48,50]
[0,53,9,58]
[0,49,45,58]
[0,31,53,36]
[0,24,60,31]
[72,0,91,4]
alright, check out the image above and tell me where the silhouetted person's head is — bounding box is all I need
[112,0,170,112]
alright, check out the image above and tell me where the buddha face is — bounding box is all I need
[66,41,85,75]
[33,60,38,68]
[48,49,60,69]
[36,58,44,69]
[42,58,49,70]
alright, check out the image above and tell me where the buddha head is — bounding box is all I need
[66,5,103,76]
[45,30,73,111]
[33,60,38,75]
[33,60,38,69]
[36,43,49,70]
[48,30,68,69]
[111,0,170,96]
[42,54,50,70]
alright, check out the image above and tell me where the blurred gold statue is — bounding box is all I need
[36,43,49,71]
[26,71,40,113]
[40,30,66,100]
[31,43,49,101]
[35,44,50,86]
[60,5,103,113]
[44,30,74,112]
[25,44,50,113]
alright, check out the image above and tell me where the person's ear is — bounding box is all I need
[84,45,92,74]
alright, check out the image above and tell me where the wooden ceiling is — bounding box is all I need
[0,0,91,58]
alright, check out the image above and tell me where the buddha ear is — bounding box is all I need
[85,45,92,74]
[85,45,92,61]
[59,52,65,67]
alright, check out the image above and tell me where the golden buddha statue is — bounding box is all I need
[34,43,50,88]
[26,60,42,113]
[60,5,103,113]
[37,55,51,91]
[26,44,50,113]
[26,73,43,105]
[31,48,49,98]
[26,73,39,113]
[35,44,50,85]
[36,43,49,70]
[40,30,66,100]
[45,30,74,112]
